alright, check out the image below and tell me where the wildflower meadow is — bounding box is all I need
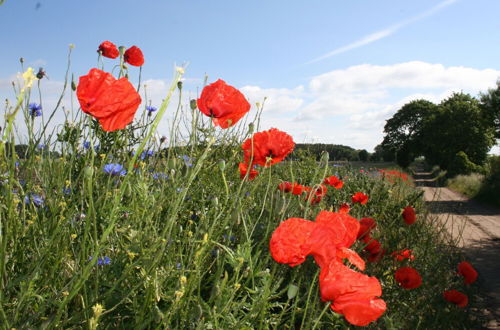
[0,42,484,328]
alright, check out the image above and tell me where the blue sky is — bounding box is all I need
[1,0,499,152]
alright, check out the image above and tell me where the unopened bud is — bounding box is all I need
[248,123,254,134]
[84,166,94,179]
[320,151,329,163]
[190,99,197,110]
[177,81,183,90]
[218,160,226,171]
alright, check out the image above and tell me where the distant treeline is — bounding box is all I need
[294,143,380,162]
[10,142,385,162]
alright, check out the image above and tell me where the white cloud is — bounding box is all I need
[240,85,304,115]
[306,0,458,64]
[1,61,498,152]
[253,62,500,150]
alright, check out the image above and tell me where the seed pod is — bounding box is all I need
[190,99,197,110]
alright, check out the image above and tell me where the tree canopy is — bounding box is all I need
[380,92,497,171]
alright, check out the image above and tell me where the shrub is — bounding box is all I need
[447,151,482,177]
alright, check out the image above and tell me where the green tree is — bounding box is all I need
[382,99,438,167]
[479,80,500,139]
[358,149,369,162]
[422,92,496,169]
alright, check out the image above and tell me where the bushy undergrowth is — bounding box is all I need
[447,173,485,199]
[0,49,483,329]
[446,155,500,207]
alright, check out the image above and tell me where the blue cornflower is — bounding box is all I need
[103,163,126,176]
[146,105,157,114]
[15,161,19,168]
[28,103,42,117]
[176,263,182,270]
[140,150,154,160]
[152,172,168,180]
[25,193,44,207]
[179,154,193,167]
[98,256,111,265]
[83,141,91,149]
[63,187,71,195]
[37,143,45,150]
[89,256,111,266]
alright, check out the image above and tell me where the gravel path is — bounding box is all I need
[414,172,500,329]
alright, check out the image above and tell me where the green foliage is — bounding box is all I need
[381,93,498,170]
[422,93,495,169]
[447,151,482,177]
[446,173,485,198]
[294,143,363,161]
[480,80,500,139]
[477,155,500,207]
[358,149,369,162]
[382,99,438,167]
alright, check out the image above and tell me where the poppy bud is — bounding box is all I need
[218,159,226,171]
[190,99,197,110]
[177,81,183,90]
[160,136,167,144]
[287,284,299,299]
[84,166,94,179]
[248,122,254,134]
[71,78,77,91]
[320,151,329,163]
[20,57,24,64]
[118,46,126,57]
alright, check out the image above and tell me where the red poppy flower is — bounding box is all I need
[270,211,386,326]
[197,79,250,129]
[352,192,369,205]
[269,218,316,267]
[364,238,382,255]
[367,249,385,263]
[239,162,258,180]
[124,46,144,67]
[443,290,468,308]
[98,41,119,59]
[319,260,386,326]
[458,261,478,285]
[291,183,305,195]
[308,211,360,268]
[380,169,409,183]
[357,217,376,240]
[391,249,415,262]
[394,267,422,289]
[278,181,292,193]
[77,68,142,132]
[338,203,350,214]
[402,206,416,225]
[323,175,344,189]
[305,184,328,205]
[241,128,295,167]
[270,211,360,269]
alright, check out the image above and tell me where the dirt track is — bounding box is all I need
[415,172,500,329]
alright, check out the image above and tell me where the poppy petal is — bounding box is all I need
[269,218,316,267]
